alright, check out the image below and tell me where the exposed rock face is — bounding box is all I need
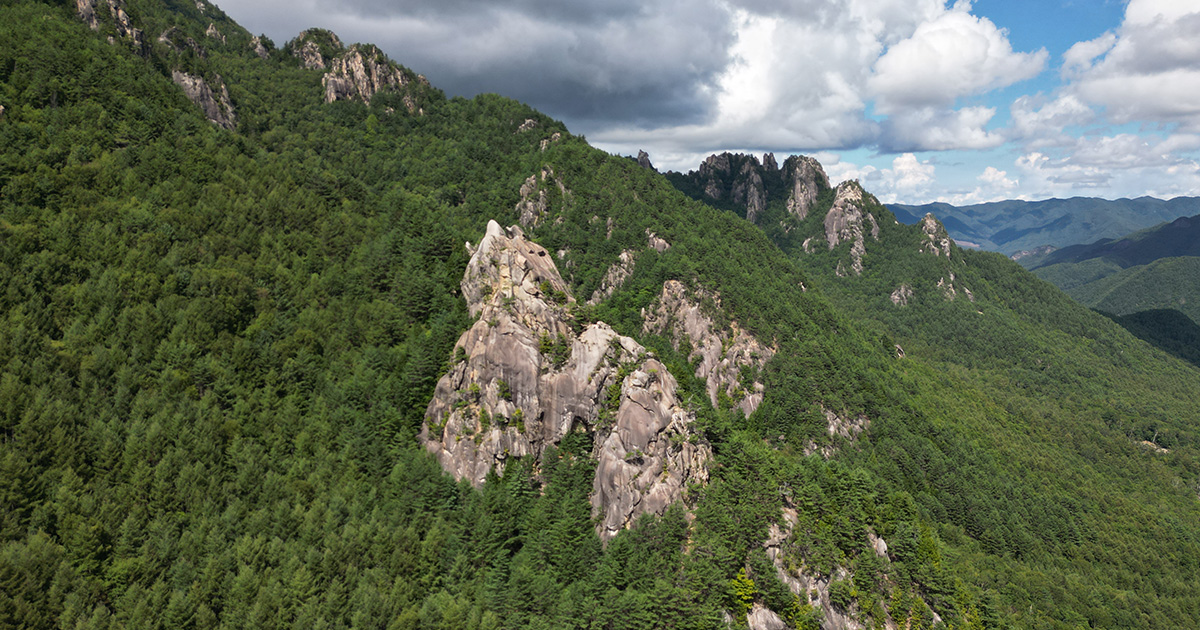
[323,44,430,110]
[643,281,774,418]
[698,153,732,200]
[646,231,670,253]
[289,29,341,70]
[76,0,98,29]
[516,166,567,228]
[732,160,767,223]
[890,284,913,306]
[205,23,225,44]
[422,221,710,541]
[764,512,866,630]
[1010,244,1056,262]
[784,155,830,220]
[249,36,270,60]
[171,71,236,130]
[747,603,788,630]
[539,133,562,151]
[763,152,779,172]
[77,0,144,48]
[823,181,880,276]
[637,150,655,171]
[517,118,539,133]
[919,213,952,257]
[589,250,636,305]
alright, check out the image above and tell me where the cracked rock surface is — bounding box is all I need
[422,220,709,540]
[643,280,774,418]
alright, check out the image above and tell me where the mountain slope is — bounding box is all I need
[1026,214,1200,322]
[4,4,1200,630]
[888,196,1200,255]
[670,153,1200,628]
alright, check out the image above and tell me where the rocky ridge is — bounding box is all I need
[76,0,145,49]
[822,181,880,276]
[642,280,774,418]
[516,166,569,227]
[421,221,710,540]
[784,155,830,220]
[287,30,431,111]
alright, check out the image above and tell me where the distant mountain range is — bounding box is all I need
[1023,213,1200,324]
[888,197,1200,256]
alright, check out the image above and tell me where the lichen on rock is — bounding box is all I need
[422,221,709,541]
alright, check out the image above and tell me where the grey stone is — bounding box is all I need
[171,71,236,130]
[422,221,710,541]
[643,280,773,418]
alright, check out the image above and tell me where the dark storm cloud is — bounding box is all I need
[221,0,737,128]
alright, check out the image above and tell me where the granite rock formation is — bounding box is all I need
[643,280,774,417]
[823,181,880,276]
[421,221,710,541]
[784,155,830,220]
[77,0,144,48]
[919,213,953,257]
[171,70,236,130]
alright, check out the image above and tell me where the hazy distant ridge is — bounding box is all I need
[889,196,1200,255]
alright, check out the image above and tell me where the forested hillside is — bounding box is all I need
[1021,214,1200,326]
[3,2,1200,630]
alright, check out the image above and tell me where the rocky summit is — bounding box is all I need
[421,221,710,540]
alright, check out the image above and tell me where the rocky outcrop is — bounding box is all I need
[919,213,952,257]
[205,23,225,44]
[323,44,430,110]
[422,221,710,541]
[763,152,779,172]
[822,182,880,276]
[289,29,341,70]
[646,231,670,252]
[784,156,829,220]
[747,603,788,630]
[697,153,732,200]
[540,133,561,151]
[643,281,774,417]
[890,284,912,307]
[637,150,655,171]
[77,0,144,48]
[516,166,568,227]
[171,71,236,130]
[76,0,99,29]
[517,118,539,133]
[249,36,270,60]
[763,511,866,630]
[158,27,205,57]
[732,160,767,223]
[589,250,636,305]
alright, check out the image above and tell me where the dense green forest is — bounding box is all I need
[3,2,1200,630]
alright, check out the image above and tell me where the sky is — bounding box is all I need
[220,0,1200,205]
